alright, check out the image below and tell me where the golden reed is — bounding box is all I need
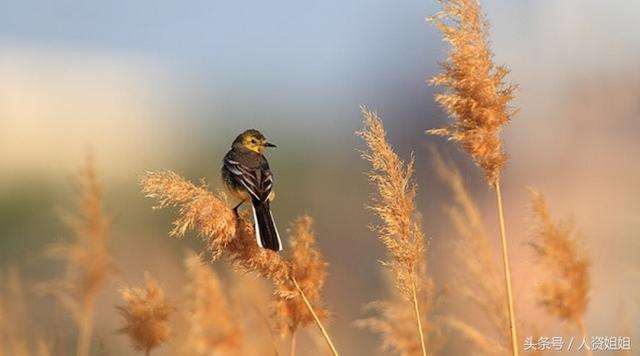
[118,273,172,356]
[357,108,433,356]
[44,155,113,356]
[141,171,337,355]
[529,189,591,356]
[427,0,519,354]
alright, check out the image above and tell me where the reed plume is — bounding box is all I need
[529,189,591,355]
[272,215,328,355]
[357,107,432,356]
[118,273,172,356]
[140,170,238,260]
[427,1,519,353]
[141,171,289,282]
[141,171,339,355]
[431,149,509,355]
[44,155,112,356]
[427,0,516,185]
[183,252,243,355]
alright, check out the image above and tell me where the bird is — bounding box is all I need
[221,129,282,251]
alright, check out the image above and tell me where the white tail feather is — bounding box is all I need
[269,210,283,251]
[251,204,263,248]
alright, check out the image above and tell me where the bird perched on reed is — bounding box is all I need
[222,129,282,251]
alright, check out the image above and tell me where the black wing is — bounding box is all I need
[223,155,273,202]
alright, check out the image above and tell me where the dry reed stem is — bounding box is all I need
[183,252,243,355]
[431,149,509,354]
[356,266,434,356]
[291,277,339,356]
[44,155,112,356]
[495,179,519,356]
[141,172,338,356]
[118,273,172,355]
[427,0,517,185]
[289,331,297,356]
[272,215,330,355]
[529,189,591,355]
[357,107,432,356]
[577,322,593,356]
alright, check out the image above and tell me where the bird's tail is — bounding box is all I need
[250,199,282,251]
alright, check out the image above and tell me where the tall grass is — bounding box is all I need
[140,171,338,355]
[529,189,591,356]
[357,107,433,356]
[44,156,113,356]
[427,0,519,354]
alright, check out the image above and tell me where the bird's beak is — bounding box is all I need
[265,142,277,148]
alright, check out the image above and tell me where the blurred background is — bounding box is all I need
[1,0,638,354]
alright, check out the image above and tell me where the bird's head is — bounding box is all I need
[233,129,277,154]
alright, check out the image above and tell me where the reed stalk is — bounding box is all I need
[76,312,94,356]
[289,330,297,356]
[495,179,518,356]
[410,275,428,356]
[291,277,339,356]
[427,1,519,354]
[577,321,593,356]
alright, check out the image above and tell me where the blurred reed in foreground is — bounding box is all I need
[357,107,434,356]
[529,189,591,356]
[118,273,172,356]
[431,149,509,355]
[43,156,113,356]
[427,0,519,354]
[141,171,337,355]
[183,252,243,355]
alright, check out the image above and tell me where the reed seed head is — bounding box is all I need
[118,273,172,354]
[140,171,291,284]
[357,107,425,299]
[141,170,237,259]
[529,189,590,327]
[427,0,517,185]
[357,108,435,355]
[44,155,113,324]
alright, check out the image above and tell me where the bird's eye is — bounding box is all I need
[250,139,257,144]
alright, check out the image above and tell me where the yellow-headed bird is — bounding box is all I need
[221,129,282,251]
